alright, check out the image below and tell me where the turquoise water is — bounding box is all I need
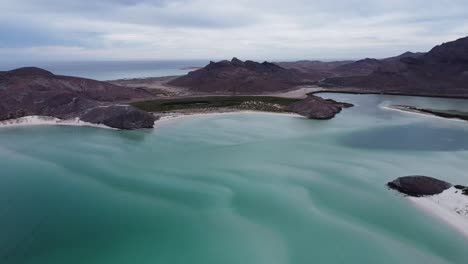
[1,94,468,264]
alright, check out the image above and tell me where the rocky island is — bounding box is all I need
[388,176,468,237]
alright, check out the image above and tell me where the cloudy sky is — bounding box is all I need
[1,0,467,61]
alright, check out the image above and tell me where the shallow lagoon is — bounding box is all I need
[1,94,468,264]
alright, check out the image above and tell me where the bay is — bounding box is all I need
[1,94,468,264]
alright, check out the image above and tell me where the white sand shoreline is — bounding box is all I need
[381,105,465,122]
[0,116,113,129]
[0,112,302,130]
[408,187,468,238]
[154,110,303,127]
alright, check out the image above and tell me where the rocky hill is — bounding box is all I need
[0,67,156,129]
[275,60,353,73]
[288,96,353,119]
[320,36,468,97]
[168,58,313,94]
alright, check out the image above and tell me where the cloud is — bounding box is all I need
[0,0,467,61]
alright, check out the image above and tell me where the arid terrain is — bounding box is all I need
[321,36,468,97]
[2,36,468,129]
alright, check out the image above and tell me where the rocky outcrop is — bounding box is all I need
[321,36,468,97]
[455,185,468,196]
[0,67,156,129]
[168,58,312,94]
[80,105,156,130]
[287,96,353,119]
[387,176,452,197]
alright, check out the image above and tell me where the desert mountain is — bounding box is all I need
[276,52,425,78]
[275,60,353,73]
[320,36,468,97]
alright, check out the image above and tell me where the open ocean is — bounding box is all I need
[0,60,209,80]
[1,94,468,263]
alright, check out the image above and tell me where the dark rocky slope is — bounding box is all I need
[275,60,353,73]
[0,67,156,129]
[332,58,383,77]
[168,58,313,94]
[330,52,424,77]
[321,36,468,97]
[80,105,156,129]
[382,51,425,62]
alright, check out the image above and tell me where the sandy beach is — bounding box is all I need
[0,116,113,129]
[409,187,468,238]
[0,111,303,130]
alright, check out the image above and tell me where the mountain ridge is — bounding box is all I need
[320,36,468,97]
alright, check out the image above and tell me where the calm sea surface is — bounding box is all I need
[0,60,208,80]
[1,94,468,264]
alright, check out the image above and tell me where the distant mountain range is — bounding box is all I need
[169,36,468,97]
[321,36,468,97]
[275,52,425,78]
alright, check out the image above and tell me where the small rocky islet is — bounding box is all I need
[387,176,468,226]
[388,175,467,197]
[387,176,454,197]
